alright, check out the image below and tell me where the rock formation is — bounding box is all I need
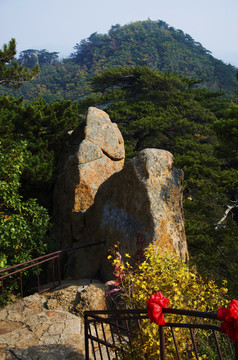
[0,280,107,360]
[53,107,125,249]
[66,148,188,281]
[54,106,188,281]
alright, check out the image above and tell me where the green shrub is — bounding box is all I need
[107,244,229,359]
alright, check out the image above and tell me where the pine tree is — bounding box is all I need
[0,39,39,88]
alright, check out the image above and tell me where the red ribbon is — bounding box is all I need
[218,299,238,348]
[146,292,169,325]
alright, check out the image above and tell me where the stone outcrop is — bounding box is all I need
[66,148,188,281]
[53,106,188,282]
[0,280,107,360]
[45,282,107,317]
[53,107,125,249]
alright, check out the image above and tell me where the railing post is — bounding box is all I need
[52,258,55,287]
[235,349,238,360]
[159,325,166,360]
[213,330,223,360]
[84,313,89,360]
[37,264,40,292]
[57,252,61,286]
[20,272,23,298]
[1,279,4,307]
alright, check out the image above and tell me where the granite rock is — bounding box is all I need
[53,107,125,249]
[66,148,188,280]
[0,280,107,359]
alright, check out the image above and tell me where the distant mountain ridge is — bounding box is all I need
[1,20,237,101]
[71,20,236,86]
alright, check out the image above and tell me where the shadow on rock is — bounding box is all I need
[7,344,84,360]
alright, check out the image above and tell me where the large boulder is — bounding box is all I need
[66,148,188,281]
[53,107,125,249]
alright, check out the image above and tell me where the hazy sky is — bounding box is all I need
[1,0,238,67]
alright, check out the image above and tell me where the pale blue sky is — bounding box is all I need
[1,0,238,67]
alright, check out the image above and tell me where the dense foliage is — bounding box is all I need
[0,141,50,269]
[0,20,237,101]
[0,95,79,207]
[80,65,238,297]
[0,40,49,279]
[0,40,80,282]
[0,39,39,88]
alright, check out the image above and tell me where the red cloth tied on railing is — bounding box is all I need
[146,292,169,325]
[218,299,238,348]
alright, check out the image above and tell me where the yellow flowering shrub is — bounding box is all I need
[107,244,229,359]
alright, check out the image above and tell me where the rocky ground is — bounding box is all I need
[0,280,107,360]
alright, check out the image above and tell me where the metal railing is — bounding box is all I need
[0,241,105,307]
[84,307,238,359]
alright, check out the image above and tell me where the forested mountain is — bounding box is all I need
[0,20,237,101]
[1,22,238,300]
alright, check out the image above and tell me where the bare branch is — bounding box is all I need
[215,201,238,230]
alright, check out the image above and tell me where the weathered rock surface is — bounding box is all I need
[66,148,188,281]
[53,107,125,249]
[0,280,107,360]
[45,281,107,317]
[84,107,124,160]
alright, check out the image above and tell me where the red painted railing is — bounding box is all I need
[0,241,105,307]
